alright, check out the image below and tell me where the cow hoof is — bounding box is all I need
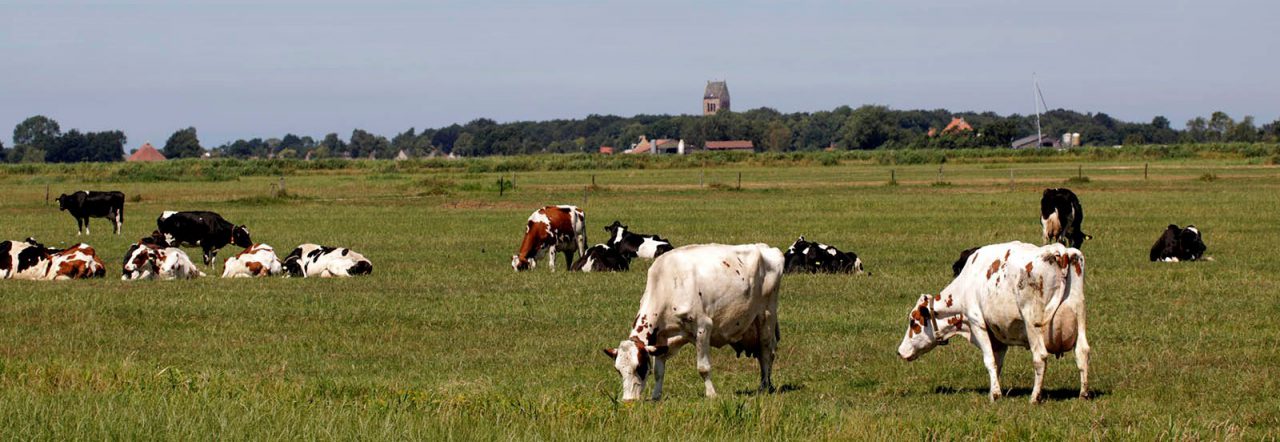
[1079,391,1091,400]
[989,392,1001,402]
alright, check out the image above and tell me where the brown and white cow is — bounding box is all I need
[222,243,283,278]
[511,205,586,272]
[603,243,785,401]
[122,240,205,280]
[897,241,1090,403]
[1,239,106,280]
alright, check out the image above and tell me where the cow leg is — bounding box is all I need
[758,316,777,394]
[203,246,215,267]
[970,327,1004,401]
[83,218,90,235]
[696,319,716,398]
[112,210,122,235]
[651,355,667,401]
[1075,310,1092,399]
[563,248,574,272]
[992,339,1009,381]
[546,246,557,272]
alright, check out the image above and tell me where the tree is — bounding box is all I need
[1152,116,1171,130]
[348,129,391,159]
[1207,111,1234,140]
[319,133,347,157]
[839,105,898,149]
[163,127,203,158]
[1226,116,1258,142]
[13,115,61,150]
[762,121,793,151]
[0,139,5,162]
[452,133,477,156]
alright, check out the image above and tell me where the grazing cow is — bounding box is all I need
[156,211,252,266]
[121,241,205,280]
[57,190,125,235]
[1,239,105,280]
[1150,224,1207,262]
[603,243,784,401]
[603,221,674,259]
[570,244,630,272]
[952,246,981,277]
[1040,188,1090,248]
[897,241,1090,403]
[282,244,372,278]
[222,244,284,278]
[782,236,863,274]
[511,205,586,272]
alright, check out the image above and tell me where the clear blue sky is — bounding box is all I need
[2,0,1275,150]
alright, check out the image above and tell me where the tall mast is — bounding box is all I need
[1034,74,1042,148]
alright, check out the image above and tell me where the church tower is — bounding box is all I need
[703,81,730,115]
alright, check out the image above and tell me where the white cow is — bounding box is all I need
[122,242,205,280]
[222,243,283,278]
[603,243,784,401]
[897,241,1090,402]
[282,244,372,278]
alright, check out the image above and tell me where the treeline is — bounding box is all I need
[2,116,126,163]
[6,108,1280,162]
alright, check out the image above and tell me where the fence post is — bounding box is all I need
[278,176,286,196]
[1009,169,1014,190]
[937,164,944,183]
[700,169,704,188]
[1078,165,1083,180]
[591,174,596,188]
[891,169,895,183]
[737,172,742,190]
[45,185,50,206]
[1144,163,1149,180]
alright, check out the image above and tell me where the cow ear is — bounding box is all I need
[603,348,619,359]
[646,345,668,356]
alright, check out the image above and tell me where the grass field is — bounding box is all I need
[1,156,1278,439]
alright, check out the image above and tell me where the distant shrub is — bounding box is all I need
[1199,173,1219,182]
[1066,176,1091,184]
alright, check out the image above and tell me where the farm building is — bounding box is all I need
[705,140,754,152]
[127,142,166,162]
[1011,134,1061,149]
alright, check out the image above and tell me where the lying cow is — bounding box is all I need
[122,240,205,280]
[512,205,586,272]
[570,244,630,272]
[897,241,1090,403]
[222,243,284,278]
[783,236,863,274]
[604,221,673,259]
[282,244,372,278]
[603,243,784,401]
[1040,188,1090,248]
[156,211,252,267]
[0,239,106,280]
[57,190,125,235]
[1150,224,1207,262]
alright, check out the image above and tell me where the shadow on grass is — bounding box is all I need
[932,385,1108,401]
[734,383,805,397]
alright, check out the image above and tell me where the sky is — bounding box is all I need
[2,0,1276,150]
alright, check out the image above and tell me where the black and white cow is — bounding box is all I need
[1,238,106,280]
[1150,224,1208,262]
[603,221,673,259]
[1040,188,1090,249]
[282,244,373,278]
[570,243,631,272]
[156,211,252,267]
[121,239,204,280]
[57,190,125,235]
[783,236,864,274]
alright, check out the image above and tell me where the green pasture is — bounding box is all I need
[0,157,1277,439]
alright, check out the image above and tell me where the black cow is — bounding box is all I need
[1150,224,1208,262]
[56,190,125,235]
[603,221,674,259]
[570,244,631,272]
[1040,188,1091,249]
[156,211,252,266]
[783,236,863,274]
[952,246,981,277]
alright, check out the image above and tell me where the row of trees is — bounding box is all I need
[2,116,126,163]
[7,109,1280,163]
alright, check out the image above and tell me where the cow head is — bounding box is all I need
[56,194,70,211]
[511,254,535,271]
[231,226,253,248]
[122,242,158,280]
[1180,225,1206,260]
[603,337,668,401]
[897,294,962,361]
[783,236,810,272]
[604,221,627,245]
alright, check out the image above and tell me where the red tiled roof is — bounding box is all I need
[705,140,754,150]
[942,117,973,134]
[127,143,166,162]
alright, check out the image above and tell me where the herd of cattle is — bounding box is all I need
[1,190,372,281]
[2,187,1213,403]
[508,188,1209,403]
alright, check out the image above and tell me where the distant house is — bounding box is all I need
[929,117,974,137]
[703,81,731,115]
[599,146,614,155]
[127,142,166,162]
[1011,134,1061,149]
[624,136,687,154]
[395,150,410,161]
[624,136,653,154]
[704,140,754,152]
